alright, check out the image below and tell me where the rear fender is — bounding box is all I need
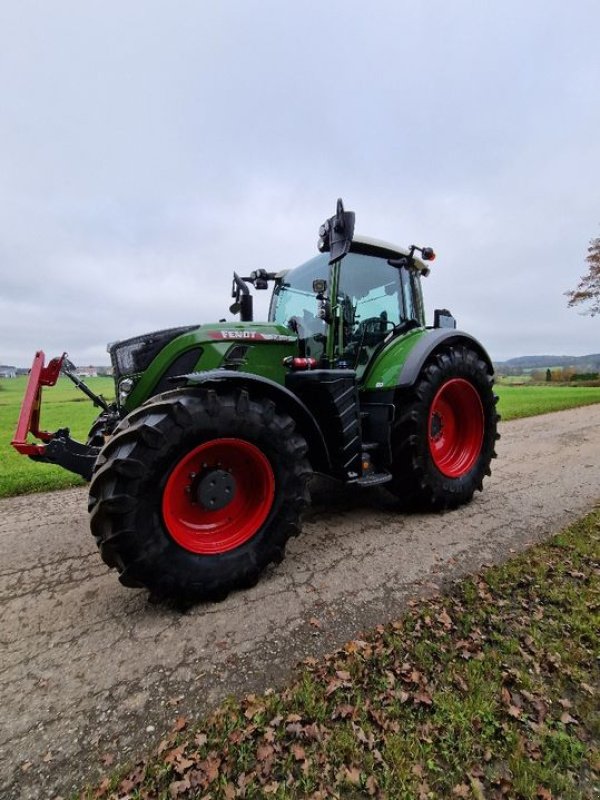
[362,329,493,392]
[171,369,331,473]
[396,329,494,387]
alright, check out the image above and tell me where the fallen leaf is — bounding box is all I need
[332,704,355,719]
[173,716,188,732]
[256,743,274,762]
[169,777,191,797]
[174,756,196,775]
[560,712,578,725]
[42,751,53,763]
[100,752,115,766]
[309,617,322,629]
[158,738,171,755]
[291,743,306,761]
[452,783,470,797]
[558,698,572,709]
[93,777,110,798]
[413,692,433,706]
[345,766,361,784]
[438,609,453,628]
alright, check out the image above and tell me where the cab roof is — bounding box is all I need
[350,235,430,274]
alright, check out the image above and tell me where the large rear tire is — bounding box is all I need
[389,345,499,510]
[88,388,312,603]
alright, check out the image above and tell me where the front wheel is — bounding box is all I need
[389,345,499,510]
[88,388,312,602]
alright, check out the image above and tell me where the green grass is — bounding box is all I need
[495,384,600,421]
[78,510,600,800]
[0,376,114,498]
[1,377,600,499]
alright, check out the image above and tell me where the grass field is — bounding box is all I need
[494,384,600,420]
[1,377,600,499]
[81,510,600,800]
[0,376,114,498]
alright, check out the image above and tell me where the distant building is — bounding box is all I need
[0,365,17,378]
[96,366,114,377]
[15,368,30,376]
[76,366,98,378]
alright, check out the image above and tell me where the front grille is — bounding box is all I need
[108,325,197,379]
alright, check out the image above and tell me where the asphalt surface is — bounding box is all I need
[1,405,599,799]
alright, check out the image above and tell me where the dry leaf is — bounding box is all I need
[169,777,191,798]
[452,783,470,797]
[336,670,352,681]
[560,712,578,725]
[345,766,361,784]
[291,743,306,761]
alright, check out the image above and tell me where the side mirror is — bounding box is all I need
[421,247,436,261]
[317,198,355,265]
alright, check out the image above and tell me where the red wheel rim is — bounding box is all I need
[162,438,275,554]
[428,378,484,478]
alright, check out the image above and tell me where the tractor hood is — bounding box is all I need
[112,322,299,411]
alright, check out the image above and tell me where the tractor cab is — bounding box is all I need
[269,238,429,377]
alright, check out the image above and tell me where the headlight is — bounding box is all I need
[108,325,197,379]
[118,377,135,405]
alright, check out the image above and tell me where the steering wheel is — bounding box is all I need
[353,315,393,342]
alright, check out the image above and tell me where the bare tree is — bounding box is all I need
[566,233,600,316]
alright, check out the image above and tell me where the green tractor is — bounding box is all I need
[12,199,499,602]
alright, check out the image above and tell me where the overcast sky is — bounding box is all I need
[1,0,598,366]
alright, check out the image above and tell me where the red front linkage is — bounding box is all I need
[11,351,65,455]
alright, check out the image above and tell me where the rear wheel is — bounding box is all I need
[88,388,312,602]
[389,345,499,510]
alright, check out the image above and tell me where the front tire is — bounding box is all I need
[88,388,312,602]
[389,345,499,510]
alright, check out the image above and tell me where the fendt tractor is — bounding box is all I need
[12,200,499,603]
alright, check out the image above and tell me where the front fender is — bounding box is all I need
[172,369,331,473]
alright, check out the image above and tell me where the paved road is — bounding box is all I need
[1,406,599,799]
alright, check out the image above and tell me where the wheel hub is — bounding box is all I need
[428,378,484,478]
[162,438,275,555]
[196,468,236,511]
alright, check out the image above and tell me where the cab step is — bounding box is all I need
[353,470,393,487]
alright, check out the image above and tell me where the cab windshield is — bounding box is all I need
[269,251,423,373]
